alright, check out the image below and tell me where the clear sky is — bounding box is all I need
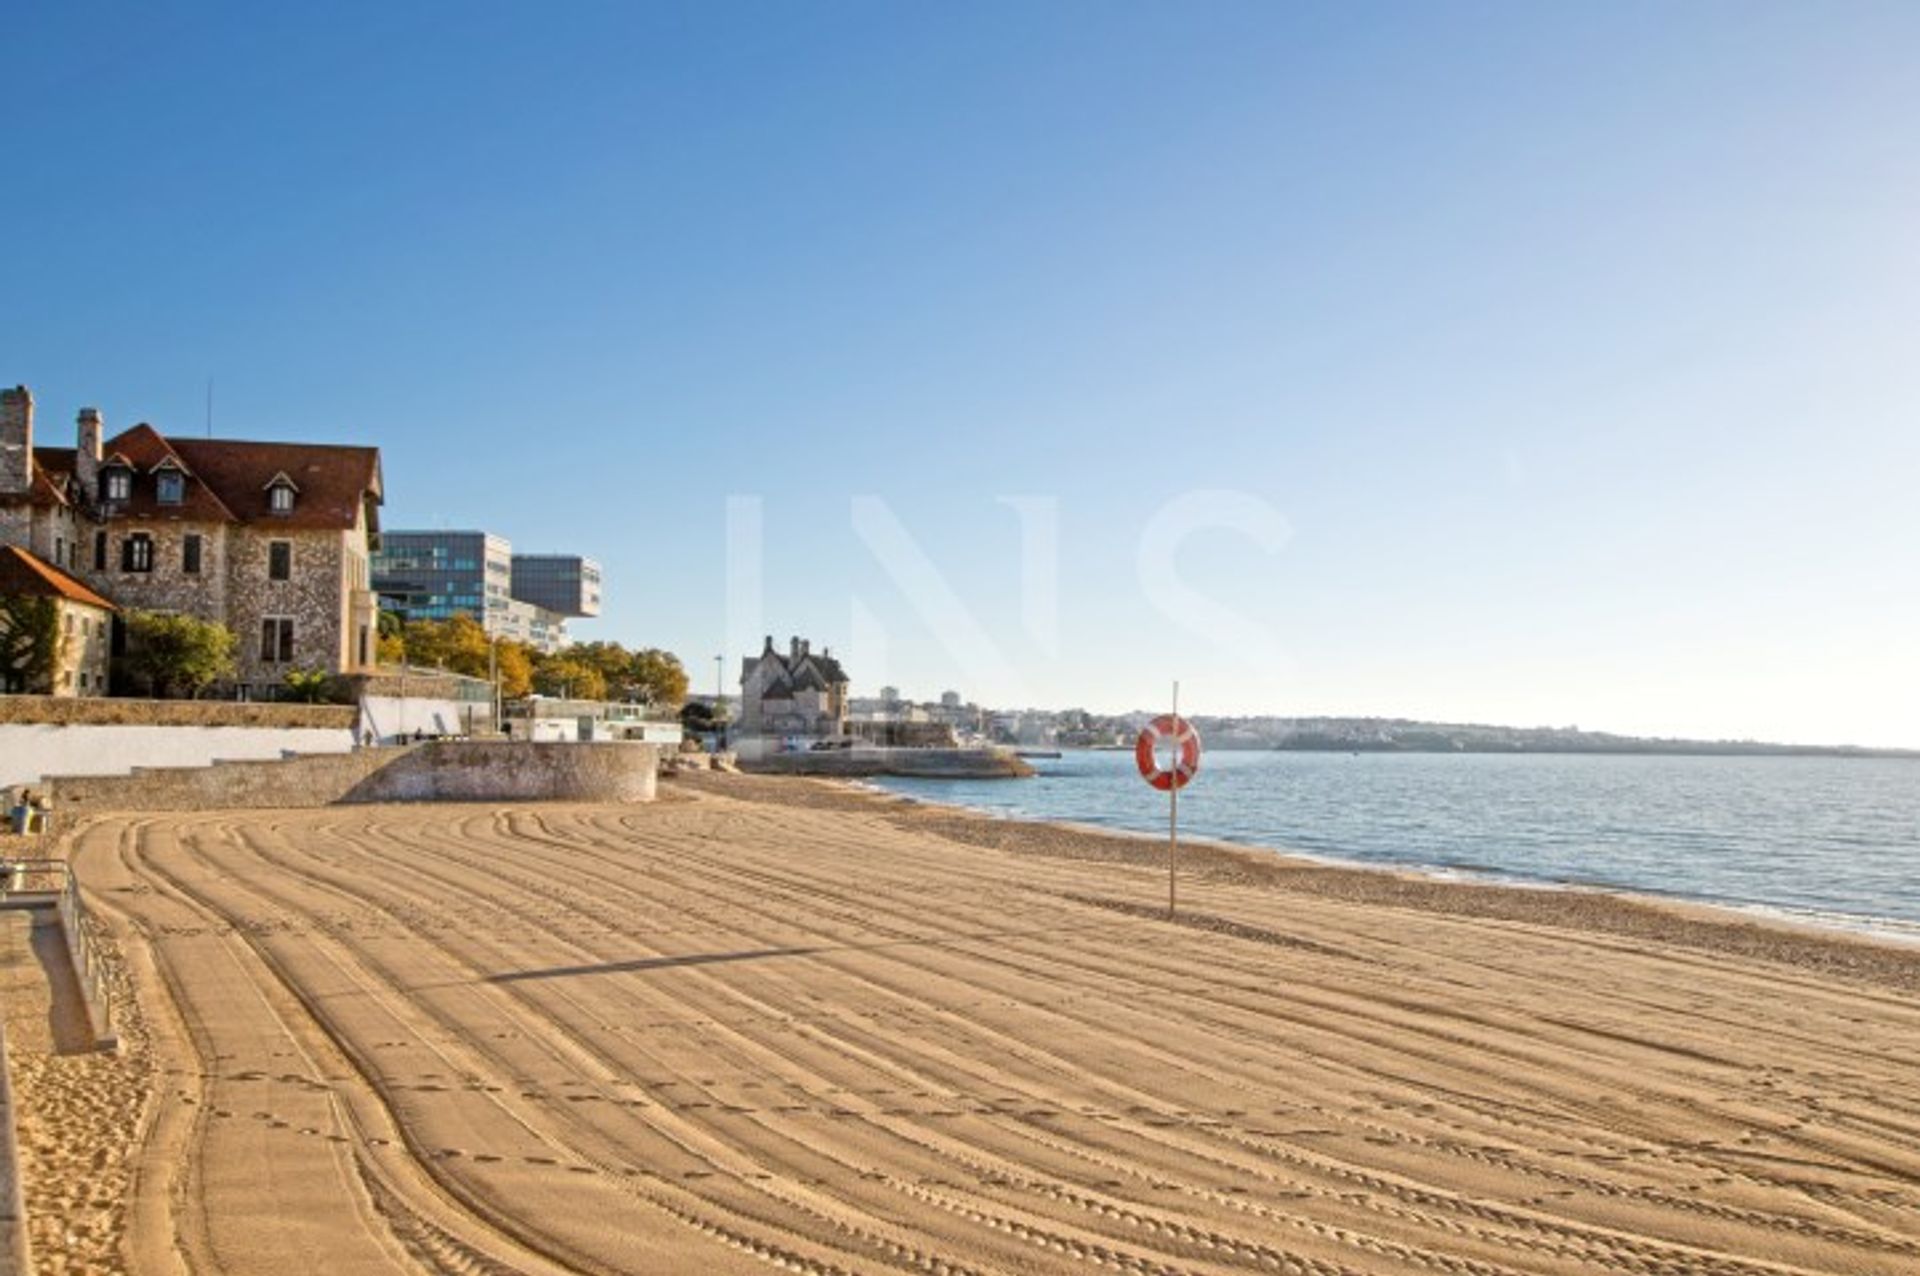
[5,2,1917,745]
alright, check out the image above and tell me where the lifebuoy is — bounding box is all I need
[1135,714,1201,791]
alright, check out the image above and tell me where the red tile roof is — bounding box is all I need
[0,544,115,610]
[170,435,381,531]
[96,424,237,523]
[9,421,382,532]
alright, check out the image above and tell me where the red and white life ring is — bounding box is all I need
[1135,714,1201,792]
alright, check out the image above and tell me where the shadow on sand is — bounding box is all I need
[481,920,1126,985]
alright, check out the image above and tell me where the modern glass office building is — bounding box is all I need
[371,530,512,623]
[509,554,602,618]
[373,531,597,653]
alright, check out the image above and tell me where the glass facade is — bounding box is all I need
[374,531,592,653]
[508,554,602,618]
[372,530,512,623]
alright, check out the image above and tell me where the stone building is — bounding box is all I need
[0,544,115,695]
[0,384,383,696]
[737,635,850,747]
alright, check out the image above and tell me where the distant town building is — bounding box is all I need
[503,695,681,746]
[372,531,599,654]
[738,635,849,748]
[0,385,384,695]
[0,544,115,695]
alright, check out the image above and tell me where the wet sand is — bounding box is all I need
[13,772,1920,1274]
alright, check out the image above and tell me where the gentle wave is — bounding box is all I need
[871,750,1920,941]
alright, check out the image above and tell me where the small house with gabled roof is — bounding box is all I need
[738,635,850,748]
[0,544,115,695]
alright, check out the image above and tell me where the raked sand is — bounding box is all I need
[12,772,1920,1275]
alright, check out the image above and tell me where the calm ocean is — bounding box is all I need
[872,750,1920,941]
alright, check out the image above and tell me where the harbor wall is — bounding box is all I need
[740,747,1032,780]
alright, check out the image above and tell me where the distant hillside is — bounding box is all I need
[1186,716,1919,759]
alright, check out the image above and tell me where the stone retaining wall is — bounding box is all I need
[43,741,657,815]
[45,747,405,815]
[0,696,355,729]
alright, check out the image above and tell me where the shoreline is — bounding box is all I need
[849,772,1920,953]
[684,771,1920,993]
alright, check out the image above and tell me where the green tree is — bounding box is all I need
[551,641,688,706]
[376,609,408,666]
[401,613,491,678]
[532,655,606,700]
[567,641,636,696]
[125,610,236,699]
[628,647,688,707]
[282,667,337,703]
[495,639,534,698]
[0,596,64,694]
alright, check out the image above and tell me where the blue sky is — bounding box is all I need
[5,2,1917,745]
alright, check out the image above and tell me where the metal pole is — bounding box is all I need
[1169,679,1179,920]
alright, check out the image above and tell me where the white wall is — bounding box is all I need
[358,696,477,745]
[0,724,356,790]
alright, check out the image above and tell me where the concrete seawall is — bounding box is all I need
[742,748,1033,780]
[44,741,658,815]
[342,742,659,804]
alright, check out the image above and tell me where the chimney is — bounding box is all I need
[75,407,103,497]
[789,636,801,660]
[0,386,31,497]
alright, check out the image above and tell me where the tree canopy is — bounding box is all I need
[532,656,606,701]
[0,596,64,694]
[125,610,236,699]
[564,641,688,705]
[382,613,685,708]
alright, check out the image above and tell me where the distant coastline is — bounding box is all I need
[1152,717,1920,759]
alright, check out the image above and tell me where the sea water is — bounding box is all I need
[872,750,1920,940]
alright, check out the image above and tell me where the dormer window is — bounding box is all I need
[156,470,185,505]
[102,466,131,503]
[265,472,298,515]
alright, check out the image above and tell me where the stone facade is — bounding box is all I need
[0,384,382,696]
[738,635,851,741]
[0,544,115,696]
[52,596,112,695]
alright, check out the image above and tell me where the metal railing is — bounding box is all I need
[0,859,111,1041]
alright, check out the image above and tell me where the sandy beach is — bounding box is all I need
[10,772,1920,1274]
